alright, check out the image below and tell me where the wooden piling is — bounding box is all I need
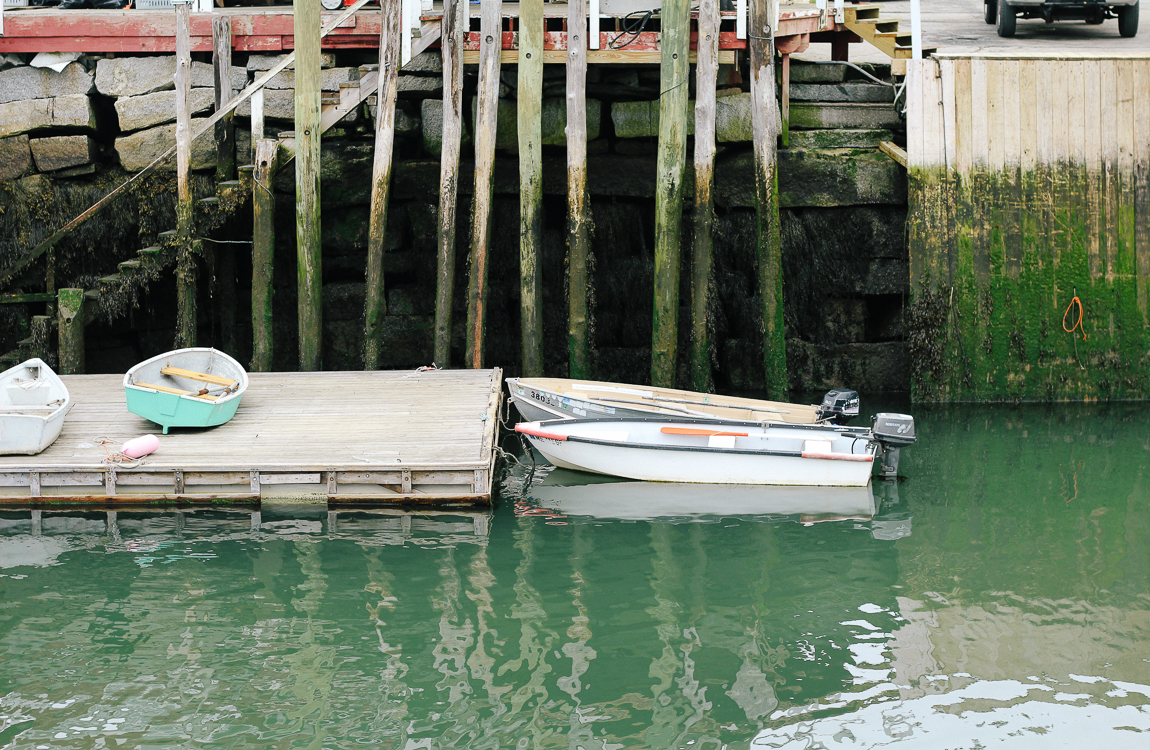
[567,0,591,379]
[465,0,502,369]
[651,0,690,388]
[174,0,196,349]
[295,0,323,371]
[363,0,401,370]
[212,15,236,182]
[690,0,719,393]
[251,88,265,158]
[517,0,544,377]
[57,288,84,375]
[433,0,465,367]
[750,0,787,399]
[251,138,279,372]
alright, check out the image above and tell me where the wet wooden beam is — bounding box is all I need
[651,0,690,388]
[251,138,279,373]
[750,0,786,399]
[363,0,401,371]
[175,0,196,349]
[465,0,502,369]
[213,15,236,182]
[434,0,466,367]
[295,0,323,371]
[690,0,718,394]
[57,288,84,375]
[567,0,591,379]
[518,0,544,377]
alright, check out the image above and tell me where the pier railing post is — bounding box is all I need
[691,0,719,393]
[252,138,280,372]
[651,0,690,388]
[434,0,465,368]
[567,0,591,380]
[57,288,85,375]
[213,15,237,182]
[363,0,402,370]
[750,0,787,399]
[518,0,544,378]
[295,0,323,371]
[465,0,502,369]
[174,0,197,349]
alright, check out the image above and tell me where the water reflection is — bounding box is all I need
[0,404,1147,748]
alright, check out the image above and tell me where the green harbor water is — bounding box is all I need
[2,402,1150,748]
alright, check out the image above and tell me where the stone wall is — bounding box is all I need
[0,51,909,393]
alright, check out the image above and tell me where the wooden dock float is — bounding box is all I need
[0,368,503,508]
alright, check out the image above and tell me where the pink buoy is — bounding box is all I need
[120,434,159,459]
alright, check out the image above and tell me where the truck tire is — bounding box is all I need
[1118,2,1139,37]
[997,0,1017,36]
[985,0,997,23]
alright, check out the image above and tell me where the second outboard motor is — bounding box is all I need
[872,413,916,478]
[817,389,860,424]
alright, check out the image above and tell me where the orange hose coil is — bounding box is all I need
[1062,296,1087,341]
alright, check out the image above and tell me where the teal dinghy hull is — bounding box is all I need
[123,348,248,434]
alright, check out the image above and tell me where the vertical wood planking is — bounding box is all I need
[969,58,988,168]
[749,0,785,398]
[295,0,323,370]
[940,59,957,170]
[174,1,196,349]
[1002,59,1021,280]
[690,0,719,392]
[517,0,544,377]
[1086,59,1105,279]
[1115,60,1135,280]
[567,0,591,379]
[251,88,265,159]
[363,0,402,370]
[465,0,502,369]
[969,57,989,284]
[251,138,279,372]
[1134,60,1150,322]
[954,59,972,174]
[1018,60,1038,282]
[434,0,465,366]
[905,60,923,167]
[1099,59,1119,280]
[212,15,236,182]
[650,0,690,388]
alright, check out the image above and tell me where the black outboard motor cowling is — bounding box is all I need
[872,413,916,478]
[817,389,860,424]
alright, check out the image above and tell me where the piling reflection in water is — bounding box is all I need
[0,403,1148,747]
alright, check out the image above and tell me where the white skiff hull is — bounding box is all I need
[0,358,71,456]
[517,418,877,487]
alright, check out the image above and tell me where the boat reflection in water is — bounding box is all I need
[514,465,910,538]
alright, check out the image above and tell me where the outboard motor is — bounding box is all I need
[872,413,916,478]
[817,389,860,424]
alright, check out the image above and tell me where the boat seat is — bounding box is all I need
[159,366,238,388]
[133,382,220,401]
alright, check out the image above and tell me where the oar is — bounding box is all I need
[644,394,791,414]
[660,427,749,437]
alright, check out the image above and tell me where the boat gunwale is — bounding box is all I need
[0,358,71,426]
[123,347,248,406]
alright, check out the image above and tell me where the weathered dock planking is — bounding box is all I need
[0,369,503,508]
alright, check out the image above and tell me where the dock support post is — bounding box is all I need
[213,15,236,182]
[363,0,402,370]
[651,0,690,388]
[295,0,323,371]
[252,138,279,372]
[57,288,85,375]
[434,0,466,367]
[251,88,265,160]
[750,0,787,399]
[174,0,197,349]
[465,0,502,369]
[518,0,544,377]
[567,0,591,379]
[691,0,719,393]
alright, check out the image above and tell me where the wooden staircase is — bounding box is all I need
[840,3,935,75]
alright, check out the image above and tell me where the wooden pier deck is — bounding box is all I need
[0,368,503,508]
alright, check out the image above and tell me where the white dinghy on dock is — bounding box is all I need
[0,358,71,456]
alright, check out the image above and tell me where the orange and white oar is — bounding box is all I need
[660,427,749,437]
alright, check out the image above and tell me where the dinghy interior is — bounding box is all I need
[0,358,72,456]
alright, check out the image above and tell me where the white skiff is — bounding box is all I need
[0,358,71,455]
[506,377,839,426]
[516,418,878,487]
